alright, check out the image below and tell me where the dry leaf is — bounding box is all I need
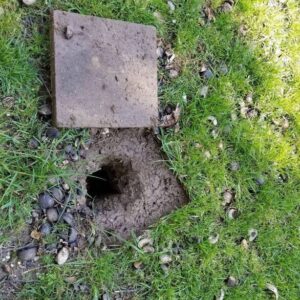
[30,229,41,240]
[160,104,181,128]
[203,6,215,22]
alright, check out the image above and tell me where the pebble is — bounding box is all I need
[209,234,219,244]
[22,0,37,5]
[202,69,213,79]
[200,85,209,98]
[18,247,37,262]
[70,151,79,162]
[38,193,55,209]
[28,138,39,149]
[40,222,52,236]
[46,127,60,139]
[156,47,164,58]
[226,276,238,287]
[49,187,64,202]
[256,176,265,185]
[65,144,73,154]
[62,182,70,191]
[220,62,228,75]
[221,2,233,13]
[160,255,172,264]
[169,69,179,78]
[46,208,59,223]
[56,247,69,265]
[63,212,75,226]
[69,228,78,244]
[223,190,233,204]
[230,161,240,171]
[79,149,87,159]
[38,103,52,116]
[133,261,143,269]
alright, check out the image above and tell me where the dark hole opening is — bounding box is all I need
[86,161,129,201]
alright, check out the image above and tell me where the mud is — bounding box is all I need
[76,128,188,239]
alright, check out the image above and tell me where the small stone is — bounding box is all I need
[245,93,253,104]
[221,2,233,13]
[40,222,52,236]
[241,239,249,250]
[167,1,175,11]
[49,187,64,202]
[223,190,233,204]
[133,261,143,269]
[46,127,60,139]
[28,138,39,149]
[22,0,37,5]
[226,276,237,287]
[156,47,164,58]
[70,151,79,162]
[204,150,211,159]
[200,85,209,98]
[220,62,228,74]
[169,69,179,78]
[230,161,240,171]
[38,193,55,209]
[69,228,78,244]
[38,103,52,116]
[46,208,59,223]
[65,144,73,154]
[64,26,73,40]
[248,228,258,242]
[256,176,265,186]
[62,182,70,191]
[202,69,213,80]
[79,149,87,159]
[63,212,75,226]
[56,247,69,265]
[18,247,37,262]
[160,255,172,264]
[208,233,219,244]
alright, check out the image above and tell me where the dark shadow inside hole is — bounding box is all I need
[86,161,129,201]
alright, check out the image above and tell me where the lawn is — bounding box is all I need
[0,0,299,299]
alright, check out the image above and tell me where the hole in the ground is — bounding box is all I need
[86,160,129,201]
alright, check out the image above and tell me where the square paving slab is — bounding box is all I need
[51,10,158,128]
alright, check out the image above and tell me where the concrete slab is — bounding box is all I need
[51,10,158,128]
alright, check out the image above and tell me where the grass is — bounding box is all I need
[0,0,299,299]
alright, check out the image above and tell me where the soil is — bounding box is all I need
[76,128,189,240]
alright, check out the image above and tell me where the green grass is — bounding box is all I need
[0,0,299,299]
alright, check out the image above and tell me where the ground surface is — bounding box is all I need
[0,0,299,299]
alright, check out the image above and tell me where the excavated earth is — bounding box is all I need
[76,128,189,240]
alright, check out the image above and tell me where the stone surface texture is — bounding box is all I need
[51,10,157,128]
